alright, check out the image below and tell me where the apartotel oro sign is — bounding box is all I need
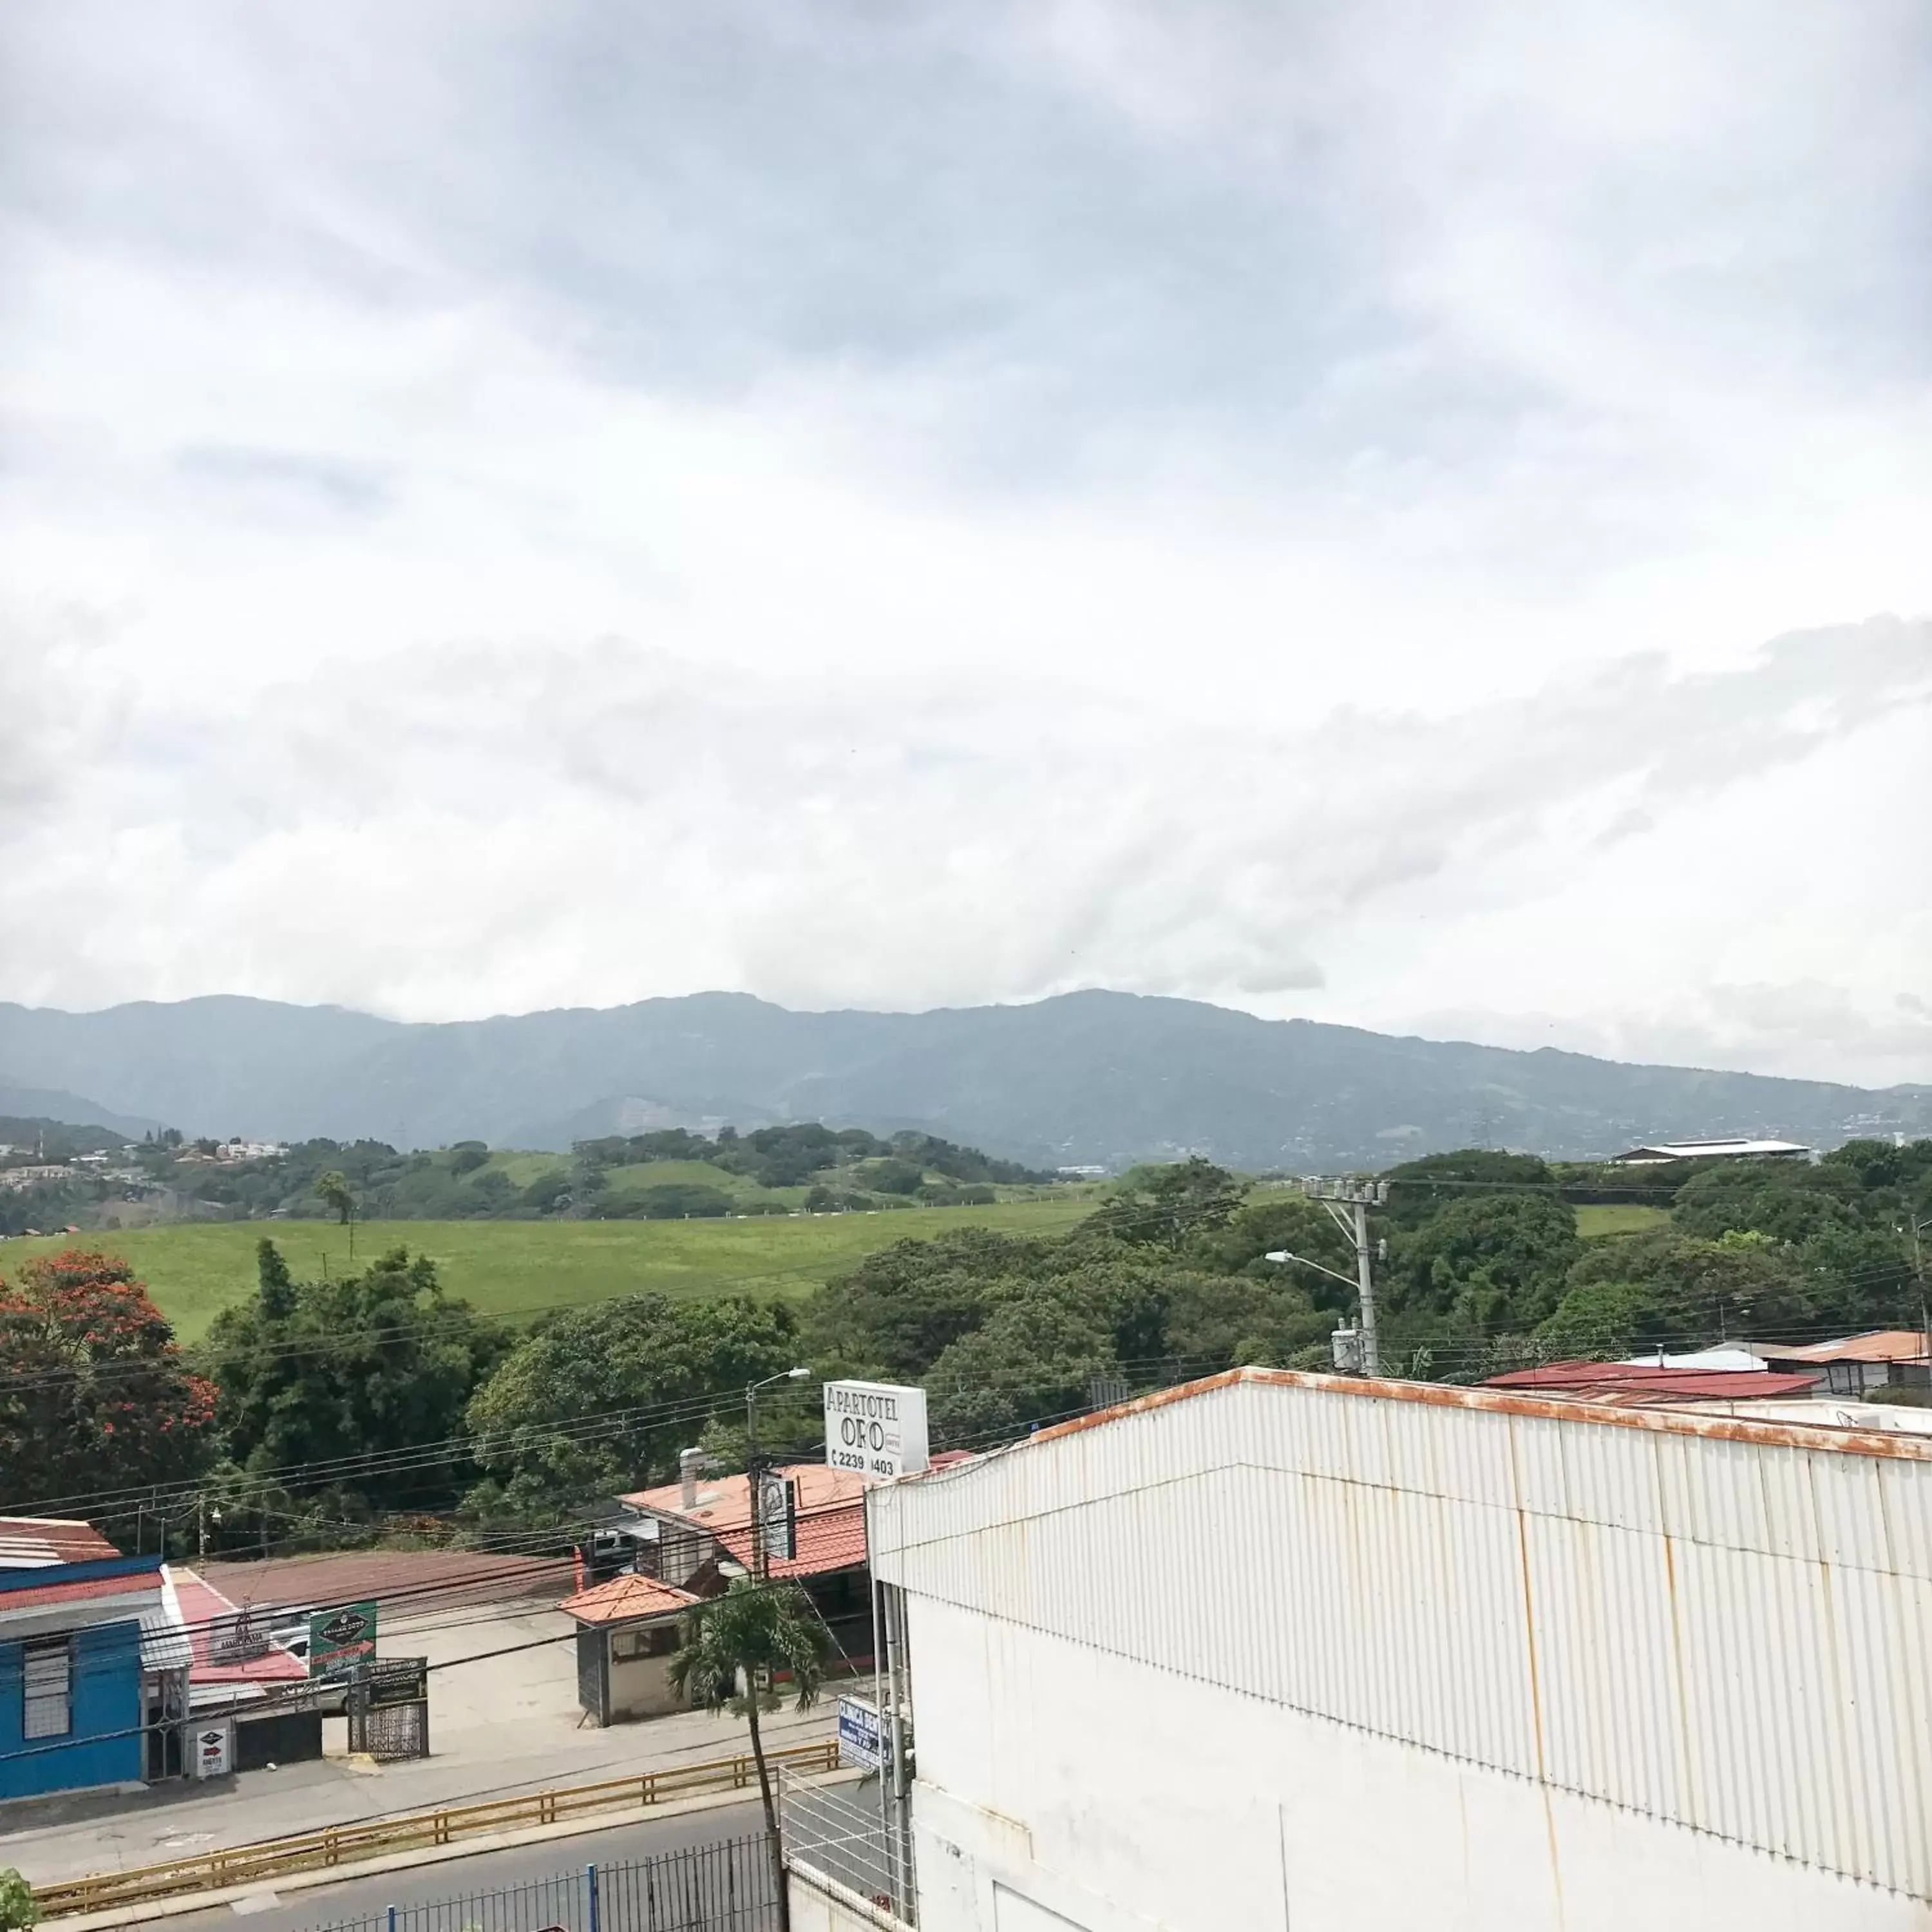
[824,1379,929,1481]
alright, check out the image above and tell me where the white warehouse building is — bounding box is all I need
[867,1367,1932,1932]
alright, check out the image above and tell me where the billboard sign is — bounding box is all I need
[755,1467,797,1564]
[308,1600,379,1679]
[824,1379,929,1481]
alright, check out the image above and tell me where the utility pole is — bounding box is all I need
[1907,1213,1930,1367]
[745,1367,809,1580]
[1299,1177,1388,1378]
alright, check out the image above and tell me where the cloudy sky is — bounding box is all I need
[3,1,1929,1087]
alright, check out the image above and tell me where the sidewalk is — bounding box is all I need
[0,1598,838,1886]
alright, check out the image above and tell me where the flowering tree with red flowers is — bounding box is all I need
[0,1249,216,1513]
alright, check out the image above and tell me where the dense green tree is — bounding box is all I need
[1159,1271,1332,1369]
[1187,1196,1357,1307]
[0,1249,217,1512]
[603,1182,734,1220]
[1385,1193,1581,1332]
[1671,1160,1863,1245]
[1086,1158,1244,1250]
[1545,1229,1816,1352]
[204,1244,508,1511]
[464,1293,804,1517]
[1378,1150,1555,1227]
[925,1291,1122,1443]
[314,1170,355,1225]
[803,1228,1050,1380]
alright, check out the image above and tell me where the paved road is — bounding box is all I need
[170,1800,773,1932]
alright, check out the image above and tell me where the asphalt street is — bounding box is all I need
[168,1800,772,1932]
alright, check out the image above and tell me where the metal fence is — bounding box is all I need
[779,1769,908,1922]
[303,1837,778,1932]
[34,1740,838,1918]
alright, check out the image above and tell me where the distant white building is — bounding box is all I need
[1607,1137,1811,1165]
[869,1366,1932,1932]
[214,1140,289,1162]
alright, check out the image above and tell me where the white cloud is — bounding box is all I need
[0,0,1928,1084]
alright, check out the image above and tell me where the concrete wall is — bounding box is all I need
[788,1861,913,1932]
[906,1596,1929,1932]
[607,1647,681,1720]
[0,1620,144,1801]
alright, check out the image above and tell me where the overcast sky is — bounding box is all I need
[3,1,1929,1087]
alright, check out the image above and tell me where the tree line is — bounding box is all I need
[4,1119,1056,1235]
[3,1141,1926,1551]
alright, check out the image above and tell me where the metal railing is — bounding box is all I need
[779,1768,909,1924]
[303,1838,777,1932]
[33,1740,838,1919]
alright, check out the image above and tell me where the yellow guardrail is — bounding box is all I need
[34,1738,841,1919]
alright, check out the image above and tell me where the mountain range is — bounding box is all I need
[1,992,1926,1170]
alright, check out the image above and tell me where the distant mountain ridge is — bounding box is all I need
[0,991,1925,1169]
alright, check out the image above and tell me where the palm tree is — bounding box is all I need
[315,1170,355,1258]
[668,1578,833,1932]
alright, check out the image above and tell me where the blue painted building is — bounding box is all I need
[0,1553,171,1802]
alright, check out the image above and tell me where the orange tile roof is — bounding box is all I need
[560,1573,701,1627]
[621,1464,871,1582]
[622,1463,866,1530]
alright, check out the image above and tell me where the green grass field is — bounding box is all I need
[0,1197,1094,1341]
[1574,1203,1672,1238]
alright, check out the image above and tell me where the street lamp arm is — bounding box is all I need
[1263,1249,1363,1293]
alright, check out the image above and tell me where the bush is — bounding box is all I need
[0,1868,38,1931]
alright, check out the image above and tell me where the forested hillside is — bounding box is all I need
[5,990,1927,1167]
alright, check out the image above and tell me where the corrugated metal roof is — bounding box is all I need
[0,1572,160,1616]
[1764,1329,1932,1365]
[0,1517,119,1569]
[872,1365,1932,1902]
[140,1602,193,1673]
[1609,1138,1811,1162]
[560,1573,699,1626]
[1486,1363,1823,1401]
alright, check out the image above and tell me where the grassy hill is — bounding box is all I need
[0,1195,1095,1341]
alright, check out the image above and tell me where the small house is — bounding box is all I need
[1760,1330,1932,1397]
[0,1551,191,1801]
[559,1573,701,1727]
[622,1463,873,1664]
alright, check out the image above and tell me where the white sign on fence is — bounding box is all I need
[837,1694,886,1771]
[823,1379,929,1481]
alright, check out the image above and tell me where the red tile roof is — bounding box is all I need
[560,1573,700,1627]
[623,1464,870,1582]
[201,1548,573,1616]
[0,1518,119,1569]
[0,1572,160,1615]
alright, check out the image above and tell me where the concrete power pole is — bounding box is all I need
[1300,1178,1388,1378]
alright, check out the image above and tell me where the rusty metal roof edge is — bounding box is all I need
[999,1364,1932,1464]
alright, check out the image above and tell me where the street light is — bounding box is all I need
[1264,1248,1380,1376]
[746,1367,810,1579]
